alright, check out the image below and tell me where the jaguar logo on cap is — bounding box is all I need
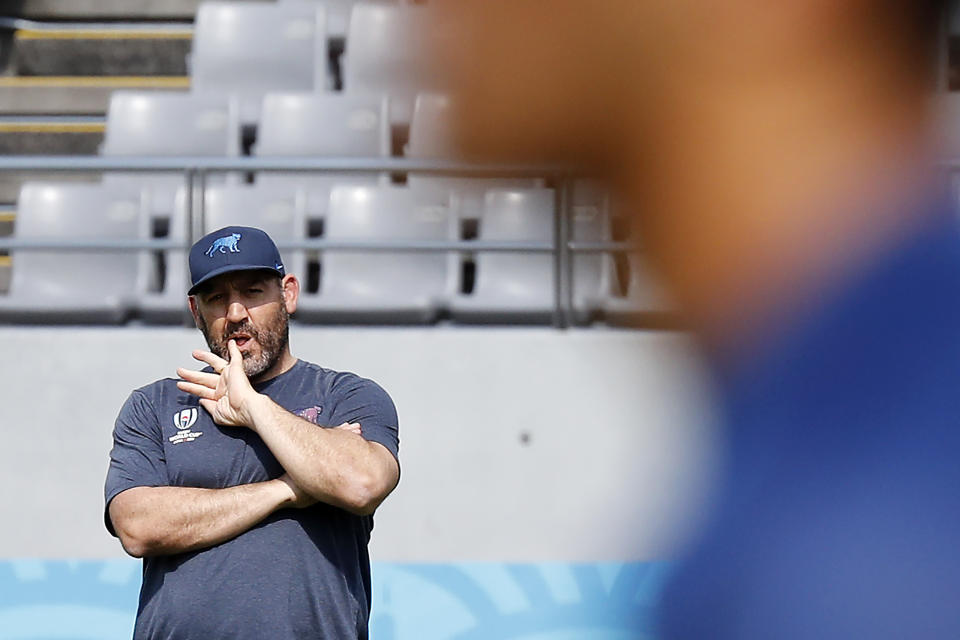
[205,232,242,257]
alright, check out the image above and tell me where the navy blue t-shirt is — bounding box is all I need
[104,359,399,640]
[658,202,960,637]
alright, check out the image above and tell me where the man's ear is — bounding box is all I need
[281,274,299,314]
[188,295,202,329]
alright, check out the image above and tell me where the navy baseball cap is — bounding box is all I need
[188,226,286,295]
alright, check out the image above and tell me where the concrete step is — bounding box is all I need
[9,0,239,20]
[0,118,105,154]
[13,27,192,76]
[0,75,190,113]
[0,117,106,201]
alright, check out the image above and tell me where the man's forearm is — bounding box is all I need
[109,479,294,558]
[247,396,397,515]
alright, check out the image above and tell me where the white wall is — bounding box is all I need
[0,326,719,562]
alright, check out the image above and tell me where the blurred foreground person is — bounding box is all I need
[436,1,960,637]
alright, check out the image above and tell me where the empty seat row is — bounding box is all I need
[191,1,443,124]
[100,90,542,218]
[0,183,666,325]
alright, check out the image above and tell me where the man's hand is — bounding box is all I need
[177,340,260,427]
[277,473,318,509]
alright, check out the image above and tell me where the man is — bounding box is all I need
[104,225,400,639]
[434,1,960,637]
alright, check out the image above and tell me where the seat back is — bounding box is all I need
[322,185,451,298]
[102,91,240,156]
[407,93,540,216]
[473,189,555,299]
[342,4,442,125]
[192,2,328,121]
[255,92,389,205]
[101,91,240,214]
[571,198,614,306]
[10,183,145,299]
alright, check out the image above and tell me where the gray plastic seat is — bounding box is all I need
[254,92,390,219]
[280,0,375,39]
[602,253,675,326]
[135,186,192,324]
[296,185,455,323]
[570,198,616,324]
[191,1,328,123]
[451,189,557,324]
[0,183,148,324]
[407,93,542,218]
[342,4,443,126]
[101,91,241,214]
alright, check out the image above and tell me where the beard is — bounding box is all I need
[197,303,290,380]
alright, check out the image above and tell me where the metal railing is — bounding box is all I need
[0,155,634,328]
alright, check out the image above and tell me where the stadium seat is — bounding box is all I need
[295,185,456,323]
[450,189,557,324]
[570,198,617,324]
[281,0,369,39]
[254,92,390,219]
[407,93,543,219]
[0,183,148,324]
[191,1,328,123]
[602,253,674,326]
[135,187,192,324]
[342,3,445,126]
[101,91,241,214]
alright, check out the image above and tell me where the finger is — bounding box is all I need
[193,349,229,373]
[227,339,244,368]
[176,368,220,388]
[199,397,219,416]
[177,380,220,401]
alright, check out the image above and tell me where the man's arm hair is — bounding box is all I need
[248,396,400,516]
[108,475,310,558]
[177,342,399,517]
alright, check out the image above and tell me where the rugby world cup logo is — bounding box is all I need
[174,408,198,431]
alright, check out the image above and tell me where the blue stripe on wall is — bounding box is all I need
[0,560,669,639]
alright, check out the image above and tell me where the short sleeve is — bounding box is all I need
[328,375,400,466]
[103,389,168,535]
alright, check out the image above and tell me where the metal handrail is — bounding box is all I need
[0,155,623,327]
[0,155,562,177]
[0,239,558,252]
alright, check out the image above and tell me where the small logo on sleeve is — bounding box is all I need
[170,408,203,444]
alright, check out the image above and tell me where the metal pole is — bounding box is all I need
[561,178,575,327]
[196,170,207,238]
[552,174,568,329]
[184,169,195,245]
[182,169,196,325]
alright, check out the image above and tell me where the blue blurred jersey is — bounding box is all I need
[659,198,960,638]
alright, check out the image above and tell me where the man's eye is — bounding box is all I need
[248,288,263,294]
[207,294,223,303]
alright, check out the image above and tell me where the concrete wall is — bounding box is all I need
[0,326,719,563]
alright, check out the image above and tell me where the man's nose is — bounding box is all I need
[225,299,249,324]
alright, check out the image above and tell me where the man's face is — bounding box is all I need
[191,271,290,380]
